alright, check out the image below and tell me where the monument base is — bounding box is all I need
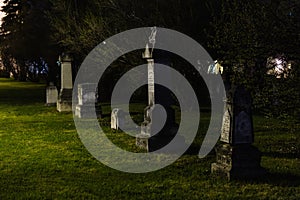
[57,89,72,112]
[136,126,183,152]
[136,105,182,152]
[211,144,267,180]
[75,104,102,118]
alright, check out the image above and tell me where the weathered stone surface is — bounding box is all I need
[136,105,179,152]
[57,89,72,112]
[75,104,101,119]
[57,55,73,112]
[147,59,155,106]
[111,108,125,130]
[220,85,254,145]
[46,84,58,106]
[77,83,98,105]
[75,83,101,118]
[60,55,72,89]
[211,144,266,180]
[212,85,266,180]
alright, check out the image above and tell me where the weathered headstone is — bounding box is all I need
[57,55,73,112]
[46,82,58,106]
[111,108,125,130]
[75,83,101,118]
[136,30,179,152]
[211,85,266,180]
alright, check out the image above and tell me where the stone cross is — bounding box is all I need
[136,28,179,152]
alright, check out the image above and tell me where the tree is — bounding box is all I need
[47,0,215,99]
[210,0,300,119]
[0,0,58,82]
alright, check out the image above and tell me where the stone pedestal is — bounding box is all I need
[46,83,58,106]
[57,55,73,112]
[75,83,101,118]
[136,105,179,152]
[57,89,72,112]
[211,144,266,180]
[211,85,266,180]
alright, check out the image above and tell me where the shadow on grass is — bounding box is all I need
[184,144,201,155]
[262,152,300,159]
[236,172,300,187]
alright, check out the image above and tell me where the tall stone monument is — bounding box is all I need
[57,54,73,112]
[136,28,179,152]
[211,84,266,180]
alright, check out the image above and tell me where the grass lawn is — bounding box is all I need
[0,78,299,199]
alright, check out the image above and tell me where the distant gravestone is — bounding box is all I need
[46,82,58,106]
[211,85,266,180]
[111,108,125,130]
[57,55,73,112]
[75,83,101,118]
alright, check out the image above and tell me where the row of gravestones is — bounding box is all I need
[46,55,101,118]
[47,42,266,181]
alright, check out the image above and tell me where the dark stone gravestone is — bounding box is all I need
[211,85,266,180]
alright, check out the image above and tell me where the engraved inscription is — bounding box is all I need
[221,109,231,143]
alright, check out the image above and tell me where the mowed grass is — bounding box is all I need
[0,78,299,199]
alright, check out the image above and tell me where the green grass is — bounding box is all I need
[0,78,299,199]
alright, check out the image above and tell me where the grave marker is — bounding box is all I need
[111,108,125,130]
[57,55,73,112]
[211,85,266,180]
[136,30,179,152]
[46,82,58,106]
[75,83,101,118]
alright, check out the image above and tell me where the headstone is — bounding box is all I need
[111,108,125,130]
[57,55,73,112]
[136,28,180,152]
[75,83,101,118]
[46,82,58,106]
[211,85,266,180]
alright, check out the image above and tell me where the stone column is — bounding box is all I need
[211,85,266,180]
[136,45,179,152]
[57,55,73,112]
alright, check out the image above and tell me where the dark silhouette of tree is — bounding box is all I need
[0,0,58,82]
[210,0,300,119]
